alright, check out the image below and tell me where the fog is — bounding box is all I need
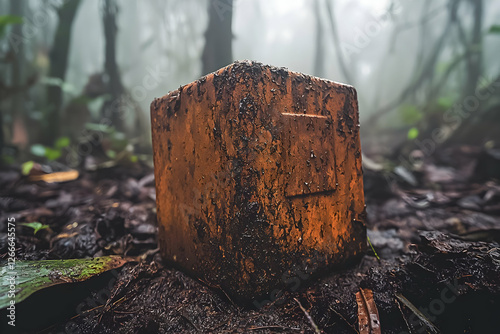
[1,0,500,157]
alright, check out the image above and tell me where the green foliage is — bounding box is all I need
[30,136,70,161]
[19,222,49,235]
[367,235,380,261]
[488,25,500,34]
[0,15,22,38]
[106,149,117,159]
[0,256,131,309]
[437,97,454,110]
[55,136,70,149]
[1,155,15,165]
[44,147,62,160]
[84,123,128,152]
[21,160,35,175]
[39,77,77,95]
[407,127,419,140]
[436,61,449,74]
[84,122,114,133]
[399,104,423,125]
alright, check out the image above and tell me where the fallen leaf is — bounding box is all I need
[356,288,381,334]
[0,256,134,309]
[28,169,79,183]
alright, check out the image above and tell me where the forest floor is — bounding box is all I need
[1,145,500,334]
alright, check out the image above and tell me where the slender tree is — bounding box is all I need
[201,0,233,75]
[313,0,325,78]
[9,0,26,149]
[46,0,81,144]
[366,0,460,125]
[325,0,354,85]
[102,0,125,132]
[462,0,483,98]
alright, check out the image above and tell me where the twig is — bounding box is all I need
[294,298,322,334]
[324,0,354,85]
[395,293,439,333]
[329,306,360,334]
[367,0,460,125]
[395,297,412,334]
[247,325,301,331]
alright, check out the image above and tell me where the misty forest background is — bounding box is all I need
[1,0,500,170]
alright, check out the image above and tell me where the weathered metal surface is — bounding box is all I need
[150,60,366,302]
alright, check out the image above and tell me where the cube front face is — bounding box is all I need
[151,61,366,301]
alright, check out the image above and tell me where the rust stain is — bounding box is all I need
[151,60,366,302]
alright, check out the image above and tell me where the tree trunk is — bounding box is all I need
[201,0,233,75]
[0,108,3,157]
[445,0,487,145]
[9,0,27,150]
[102,0,125,132]
[463,0,482,97]
[325,0,354,85]
[46,0,81,144]
[313,0,325,78]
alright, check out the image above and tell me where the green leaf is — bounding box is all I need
[130,155,138,163]
[106,149,116,159]
[0,256,132,309]
[39,77,76,94]
[437,97,453,109]
[488,25,500,34]
[399,104,423,125]
[44,147,61,161]
[407,127,419,140]
[1,155,15,165]
[0,15,23,26]
[84,122,114,133]
[0,15,23,38]
[55,136,70,149]
[30,144,46,157]
[19,222,49,235]
[21,160,35,176]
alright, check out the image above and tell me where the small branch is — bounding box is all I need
[367,0,460,125]
[395,297,412,334]
[395,293,439,334]
[324,0,354,85]
[329,306,360,334]
[294,298,322,334]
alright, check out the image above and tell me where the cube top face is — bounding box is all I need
[151,60,366,302]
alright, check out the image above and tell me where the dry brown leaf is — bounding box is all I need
[356,288,381,334]
[28,169,79,183]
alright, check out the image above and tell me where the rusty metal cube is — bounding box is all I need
[151,61,366,302]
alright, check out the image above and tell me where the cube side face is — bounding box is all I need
[151,61,366,302]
